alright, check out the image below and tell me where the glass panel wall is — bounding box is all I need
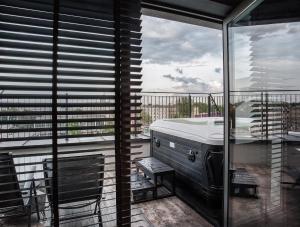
[228,1,300,226]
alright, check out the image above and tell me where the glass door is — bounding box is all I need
[224,0,300,226]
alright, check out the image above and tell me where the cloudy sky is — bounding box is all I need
[141,16,223,93]
[141,15,300,93]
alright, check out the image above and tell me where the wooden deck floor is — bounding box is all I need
[5,160,300,226]
[140,197,212,227]
[0,196,212,227]
[230,164,300,227]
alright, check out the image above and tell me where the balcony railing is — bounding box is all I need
[2,91,300,143]
[139,92,224,135]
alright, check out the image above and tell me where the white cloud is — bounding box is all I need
[141,16,223,93]
[180,41,193,51]
[141,16,182,40]
[142,53,223,93]
[141,15,223,64]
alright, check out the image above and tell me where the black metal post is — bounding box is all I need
[188,94,192,118]
[113,1,124,226]
[52,0,59,226]
[208,94,212,117]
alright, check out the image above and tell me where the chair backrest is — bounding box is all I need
[43,154,105,205]
[0,152,24,210]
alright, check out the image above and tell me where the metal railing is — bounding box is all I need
[0,94,115,143]
[140,91,300,136]
[2,91,300,142]
[140,92,223,135]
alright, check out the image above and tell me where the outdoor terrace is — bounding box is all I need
[0,139,213,227]
[1,91,300,227]
[0,91,222,227]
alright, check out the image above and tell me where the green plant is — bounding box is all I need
[171,97,190,118]
[141,111,152,124]
[193,102,209,113]
[67,121,80,135]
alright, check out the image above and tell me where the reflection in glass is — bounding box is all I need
[228,1,300,226]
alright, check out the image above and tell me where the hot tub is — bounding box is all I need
[150,117,224,202]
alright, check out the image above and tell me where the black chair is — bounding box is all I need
[0,152,39,227]
[43,154,105,226]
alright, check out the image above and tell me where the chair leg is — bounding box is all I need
[50,207,53,227]
[98,206,103,227]
[33,184,40,221]
[98,203,103,227]
[94,200,98,215]
[27,206,32,227]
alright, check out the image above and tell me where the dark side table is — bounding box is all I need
[136,157,175,199]
[231,168,258,197]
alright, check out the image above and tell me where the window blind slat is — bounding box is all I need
[0,0,143,226]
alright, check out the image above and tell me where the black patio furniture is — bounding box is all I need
[131,171,155,203]
[43,154,105,227]
[0,152,40,227]
[231,168,258,198]
[135,157,175,199]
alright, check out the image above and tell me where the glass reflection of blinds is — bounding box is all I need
[249,32,287,212]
